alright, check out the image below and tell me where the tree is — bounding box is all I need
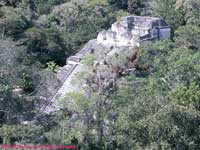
[175,26,200,50]
[127,0,147,15]
[153,0,185,30]
[33,0,66,15]
[0,6,28,37]
[107,0,128,9]
[0,124,43,144]
[176,0,200,26]
[169,83,200,110]
[0,0,21,7]
[24,27,66,65]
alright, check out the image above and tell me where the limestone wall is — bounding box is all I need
[97,16,171,47]
[159,28,171,40]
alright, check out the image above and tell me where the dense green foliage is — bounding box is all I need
[0,0,200,149]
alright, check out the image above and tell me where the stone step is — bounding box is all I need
[57,64,75,81]
[43,64,86,114]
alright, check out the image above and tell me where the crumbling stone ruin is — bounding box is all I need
[97,16,171,47]
[43,16,171,113]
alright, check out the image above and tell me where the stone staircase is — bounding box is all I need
[57,64,74,80]
[43,62,87,113]
[41,40,98,114]
[42,63,78,113]
[40,16,171,114]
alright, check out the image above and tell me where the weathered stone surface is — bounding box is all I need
[97,15,171,47]
[43,16,171,114]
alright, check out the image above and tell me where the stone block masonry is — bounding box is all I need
[43,16,171,113]
[97,15,171,47]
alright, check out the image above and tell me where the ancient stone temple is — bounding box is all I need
[43,16,171,113]
[97,16,171,47]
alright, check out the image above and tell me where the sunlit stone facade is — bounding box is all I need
[97,16,171,47]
